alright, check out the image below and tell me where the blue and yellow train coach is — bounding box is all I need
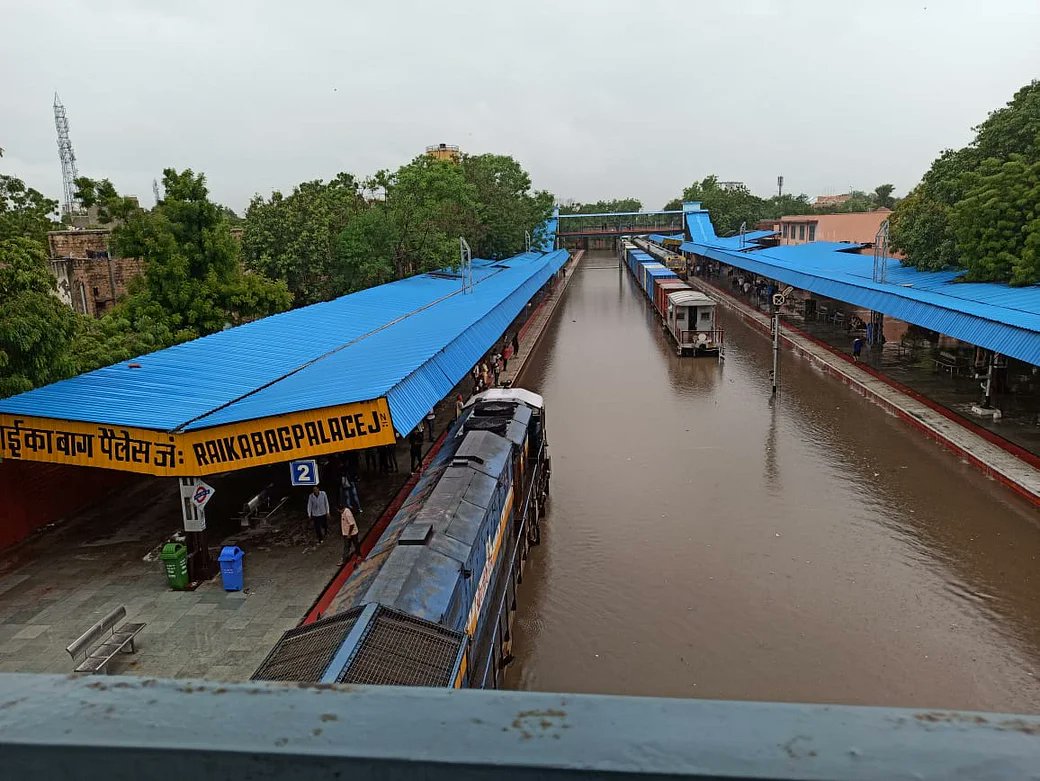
[252,388,550,689]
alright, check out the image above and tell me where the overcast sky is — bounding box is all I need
[3,0,1038,214]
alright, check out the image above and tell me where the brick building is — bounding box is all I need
[47,229,145,317]
[768,209,893,249]
[812,193,852,210]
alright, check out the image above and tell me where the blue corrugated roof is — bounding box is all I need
[0,250,569,435]
[683,215,1040,366]
[679,230,775,253]
[647,233,683,243]
[538,208,559,252]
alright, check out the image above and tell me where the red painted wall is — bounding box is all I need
[0,460,130,549]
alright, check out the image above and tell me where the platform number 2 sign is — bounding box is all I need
[290,459,320,486]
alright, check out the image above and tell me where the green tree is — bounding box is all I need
[891,80,1040,277]
[71,303,183,375]
[559,198,643,214]
[760,193,814,219]
[460,153,554,258]
[953,156,1040,286]
[115,168,290,340]
[0,174,59,244]
[972,80,1040,163]
[336,157,479,290]
[872,184,896,209]
[243,173,364,305]
[72,177,140,224]
[0,237,77,397]
[662,198,682,211]
[679,176,765,235]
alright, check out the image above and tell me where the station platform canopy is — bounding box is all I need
[674,206,1040,367]
[0,249,569,477]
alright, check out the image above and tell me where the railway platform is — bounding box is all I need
[0,250,577,681]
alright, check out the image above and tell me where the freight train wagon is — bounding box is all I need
[252,388,550,689]
[621,240,723,357]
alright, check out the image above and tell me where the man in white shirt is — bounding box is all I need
[425,409,436,442]
[307,485,330,542]
[340,506,360,565]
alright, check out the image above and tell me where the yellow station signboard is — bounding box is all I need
[0,398,396,477]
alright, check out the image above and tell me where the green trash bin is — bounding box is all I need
[160,542,189,590]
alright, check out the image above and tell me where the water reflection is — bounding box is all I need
[505,254,1040,713]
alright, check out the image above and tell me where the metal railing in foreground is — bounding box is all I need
[2,673,1038,779]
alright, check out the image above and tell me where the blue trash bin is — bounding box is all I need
[218,546,244,591]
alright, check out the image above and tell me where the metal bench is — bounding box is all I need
[66,606,145,674]
[238,482,287,527]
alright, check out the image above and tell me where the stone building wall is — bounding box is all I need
[47,230,145,317]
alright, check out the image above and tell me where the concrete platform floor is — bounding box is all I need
[0,429,443,680]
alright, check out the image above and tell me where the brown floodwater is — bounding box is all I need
[504,252,1040,713]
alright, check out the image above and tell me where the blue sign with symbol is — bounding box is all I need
[290,459,319,486]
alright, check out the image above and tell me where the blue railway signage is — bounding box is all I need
[290,459,319,486]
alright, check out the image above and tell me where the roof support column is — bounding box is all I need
[179,477,215,585]
[868,311,885,348]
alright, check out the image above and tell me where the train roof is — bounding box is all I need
[327,397,533,623]
[646,266,677,278]
[468,387,544,409]
[668,290,716,306]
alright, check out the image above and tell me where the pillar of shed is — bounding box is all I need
[178,477,215,584]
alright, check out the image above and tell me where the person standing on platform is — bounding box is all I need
[512,332,520,358]
[409,427,424,473]
[339,505,360,564]
[502,339,510,371]
[339,469,361,515]
[307,485,330,543]
[384,441,399,473]
[425,409,436,442]
[455,393,464,421]
[492,354,501,386]
[852,336,865,362]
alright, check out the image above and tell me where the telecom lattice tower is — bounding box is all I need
[53,93,80,217]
